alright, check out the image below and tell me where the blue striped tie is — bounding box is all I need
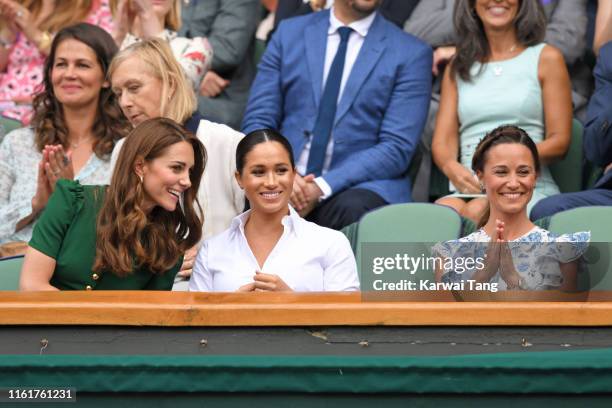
[306,26,353,176]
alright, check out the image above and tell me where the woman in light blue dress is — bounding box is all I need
[434,126,589,291]
[432,0,572,223]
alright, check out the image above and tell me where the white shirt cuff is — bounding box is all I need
[314,177,332,200]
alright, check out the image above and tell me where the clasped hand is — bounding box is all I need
[237,271,292,292]
[290,173,323,217]
[476,220,522,289]
[31,145,74,215]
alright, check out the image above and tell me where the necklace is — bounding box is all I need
[70,136,92,149]
[492,44,518,77]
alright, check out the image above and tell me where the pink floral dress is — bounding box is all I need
[0,0,114,125]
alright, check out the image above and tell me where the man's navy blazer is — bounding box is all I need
[242,9,432,204]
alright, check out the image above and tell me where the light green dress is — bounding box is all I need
[450,43,560,213]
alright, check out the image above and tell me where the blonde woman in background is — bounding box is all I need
[0,0,113,134]
[109,38,244,282]
[110,0,212,91]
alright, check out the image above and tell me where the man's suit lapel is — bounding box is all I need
[334,13,387,126]
[305,12,330,106]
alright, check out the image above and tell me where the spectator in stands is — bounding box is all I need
[274,0,420,30]
[434,125,589,291]
[432,0,572,224]
[242,0,432,230]
[110,0,212,91]
[0,0,114,136]
[109,38,244,280]
[189,129,359,292]
[405,0,590,119]
[530,39,612,219]
[0,23,129,245]
[179,0,260,130]
[20,118,205,291]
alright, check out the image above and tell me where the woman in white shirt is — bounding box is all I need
[189,129,359,292]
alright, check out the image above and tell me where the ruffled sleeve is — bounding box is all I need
[29,180,84,259]
[551,231,591,263]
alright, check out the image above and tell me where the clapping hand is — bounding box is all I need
[42,145,74,191]
[496,220,522,289]
[0,0,31,33]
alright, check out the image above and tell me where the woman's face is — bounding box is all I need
[139,141,194,213]
[235,141,295,216]
[111,56,164,126]
[474,0,519,31]
[51,39,107,109]
[478,143,537,216]
[152,0,174,21]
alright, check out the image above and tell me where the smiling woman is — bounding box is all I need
[189,129,360,293]
[433,125,589,291]
[19,118,206,291]
[0,23,130,246]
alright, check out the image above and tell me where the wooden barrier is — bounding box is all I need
[2,291,612,326]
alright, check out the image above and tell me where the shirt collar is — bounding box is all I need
[229,206,303,238]
[328,7,376,38]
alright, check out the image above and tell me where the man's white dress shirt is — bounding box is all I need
[296,7,377,199]
[189,206,360,292]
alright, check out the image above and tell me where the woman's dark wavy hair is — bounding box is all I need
[31,23,130,157]
[236,129,296,175]
[451,0,546,82]
[472,124,540,227]
[93,118,206,276]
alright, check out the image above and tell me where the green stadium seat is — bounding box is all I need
[549,206,612,291]
[355,204,462,287]
[0,255,23,291]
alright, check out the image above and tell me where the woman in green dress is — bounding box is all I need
[19,118,206,290]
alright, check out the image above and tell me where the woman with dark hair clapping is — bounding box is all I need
[434,125,589,291]
[432,0,572,224]
[20,118,206,291]
[0,23,130,245]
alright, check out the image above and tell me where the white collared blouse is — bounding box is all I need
[189,207,360,292]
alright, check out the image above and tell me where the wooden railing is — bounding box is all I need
[1,291,612,326]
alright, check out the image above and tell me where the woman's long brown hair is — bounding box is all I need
[93,118,206,276]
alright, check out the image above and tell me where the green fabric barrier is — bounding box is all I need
[3,348,612,394]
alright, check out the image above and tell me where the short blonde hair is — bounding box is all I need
[109,0,181,31]
[109,38,196,124]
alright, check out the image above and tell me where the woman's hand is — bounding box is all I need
[111,0,133,45]
[0,0,43,49]
[445,161,481,194]
[432,46,456,76]
[42,145,74,192]
[178,246,198,278]
[236,271,293,292]
[0,0,30,32]
[253,271,292,291]
[130,0,164,39]
[31,160,52,216]
[494,220,522,289]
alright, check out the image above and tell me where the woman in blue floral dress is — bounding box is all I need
[434,125,589,291]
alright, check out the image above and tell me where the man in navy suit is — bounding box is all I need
[242,0,432,229]
[531,41,612,220]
